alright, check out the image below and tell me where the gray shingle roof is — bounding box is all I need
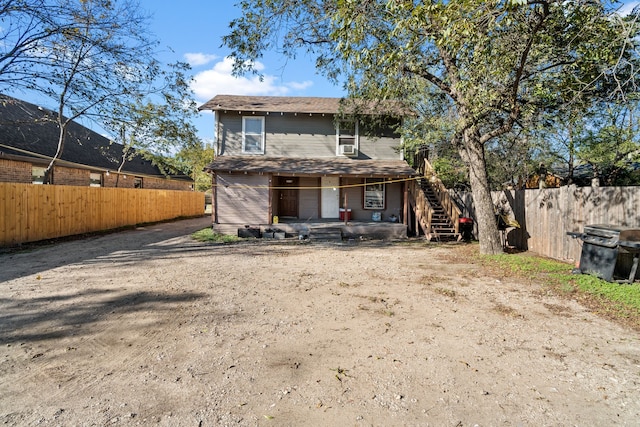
[199,95,410,116]
[0,95,191,180]
[204,156,417,178]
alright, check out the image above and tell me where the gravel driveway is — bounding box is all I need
[1,217,639,426]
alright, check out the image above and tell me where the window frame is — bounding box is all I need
[32,166,46,184]
[363,178,386,210]
[336,120,358,155]
[89,172,102,187]
[242,116,265,154]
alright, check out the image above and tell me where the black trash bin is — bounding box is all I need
[459,217,474,241]
[567,224,640,283]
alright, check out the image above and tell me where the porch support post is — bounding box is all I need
[403,180,409,226]
[343,191,348,225]
[212,172,218,224]
[268,175,273,224]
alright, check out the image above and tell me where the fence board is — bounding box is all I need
[494,186,640,262]
[454,186,640,262]
[4,184,15,245]
[0,183,205,246]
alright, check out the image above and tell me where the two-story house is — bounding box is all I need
[200,95,418,238]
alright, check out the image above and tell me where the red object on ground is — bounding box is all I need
[339,209,352,220]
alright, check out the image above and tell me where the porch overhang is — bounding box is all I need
[204,156,417,179]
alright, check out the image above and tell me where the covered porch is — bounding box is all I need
[214,218,409,241]
[206,156,418,240]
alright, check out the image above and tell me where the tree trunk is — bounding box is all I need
[460,128,503,255]
[44,121,67,184]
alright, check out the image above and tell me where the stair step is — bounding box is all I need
[417,177,461,242]
[308,227,343,241]
[433,228,456,232]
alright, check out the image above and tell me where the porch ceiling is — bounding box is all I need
[204,156,417,178]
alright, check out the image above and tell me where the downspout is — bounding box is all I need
[214,111,221,156]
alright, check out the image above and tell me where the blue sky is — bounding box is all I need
[6,0,640,142]
[145,0,639,141]
[137,0,345,141]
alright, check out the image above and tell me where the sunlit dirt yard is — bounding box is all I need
[1,217,639,426]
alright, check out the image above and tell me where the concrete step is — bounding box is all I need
[308,227,343,241]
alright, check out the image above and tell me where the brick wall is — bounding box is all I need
[102,173,192,190]
[53,166,90,186]
[0,159,32,183]
[1,158,192,190]
[144,176,193,191]
[103,173,134,188]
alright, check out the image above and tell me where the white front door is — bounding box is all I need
[321,176,340,218]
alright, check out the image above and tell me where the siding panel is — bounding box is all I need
[219,115,243,155]
[218,112,404,160]
[299,177,320,219]
[359,136,403,160]
[216,173,269,224]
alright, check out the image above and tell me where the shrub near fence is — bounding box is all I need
[0,183,205,246]
[454,185,640,262]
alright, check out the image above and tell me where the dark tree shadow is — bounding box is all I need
[0,289,207,344]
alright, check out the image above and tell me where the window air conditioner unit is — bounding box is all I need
[340,144,357,156]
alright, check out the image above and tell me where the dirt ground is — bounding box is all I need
[1,216,639,426]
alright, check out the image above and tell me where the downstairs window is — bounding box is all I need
[364,178,385,209]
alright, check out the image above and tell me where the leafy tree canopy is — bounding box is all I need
[0,0,201,184]
[225,0,640,254]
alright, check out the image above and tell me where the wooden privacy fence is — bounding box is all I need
[455,185,640,262]
[0,183,205,246]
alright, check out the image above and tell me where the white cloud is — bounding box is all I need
[288,80,314,91]
[191,57,314,101]
[184,52,218,66]
[617,1,639,16]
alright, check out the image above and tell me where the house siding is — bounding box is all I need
[359,135,403,160]
[216,173,269,224]
[218,112,402,160]
[341,179,403,221]
[265,116,336,158]
[219,114,243,156]
[299,177,320,219]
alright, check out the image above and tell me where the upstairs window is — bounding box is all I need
[242,116,265,154]
[364,178,385,209]
[336,120,358,156]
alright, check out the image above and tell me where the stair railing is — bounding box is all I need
[423,159,462,234]
[408,178,434,238]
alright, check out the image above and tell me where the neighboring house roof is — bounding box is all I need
[199,95,410,116]
[205,156,417,178]
[0,94,191,181]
